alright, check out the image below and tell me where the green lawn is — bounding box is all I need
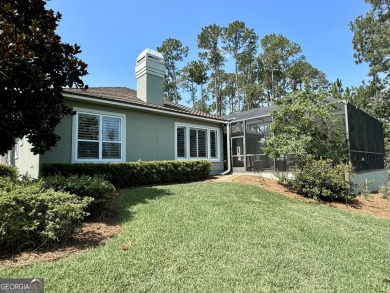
[1,182,390,292]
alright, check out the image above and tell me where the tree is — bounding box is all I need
[157,38,189,104]
[222,21,258,111]
[180,65,197,108]
[264,91,347,167]
[181,60,208,110]
[350,0,390,83]
[219,72,236,114]
[198,24,225,116]
[286,60,328,92]
[258,34,305,104]
[238,49,263,110]
[207,68,227,115]
[0,0,87,155]
[329,78,344,100]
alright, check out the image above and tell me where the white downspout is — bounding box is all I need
[221,122,231,175]
[343,101,351,165]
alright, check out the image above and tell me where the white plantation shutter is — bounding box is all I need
[210,130,217,158]
[198,129,207,157]
[189,128,207,158]
[175,123,219,161]
[102,116,121,159]
[78,114,99,140]
[102,143,121,159]
[102,117,120,141]
[76,112,122,161]
[176,127,186,158]
[189,128,197,157]
[77,114,99,159]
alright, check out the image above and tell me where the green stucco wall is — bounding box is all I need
[40,99,225,175]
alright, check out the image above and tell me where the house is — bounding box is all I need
[2,48,387,191]
[4,49,227,177]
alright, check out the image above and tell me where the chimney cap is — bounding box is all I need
[136,48,164,65]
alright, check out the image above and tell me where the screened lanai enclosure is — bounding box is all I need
[224,99,385,175]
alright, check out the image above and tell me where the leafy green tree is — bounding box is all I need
[258,34,305,104]
[264,91,347,167]
[206,68,227,115]
[0,0,87,155]
[239,50,263,110]
[180,65,197,108]
[286,60,329,92]
[222,21,258,111]
[329,78,344,100]
[181,60,208,110]
[198,24,225,116]
[157,38,189,103]
[350,0,390,83]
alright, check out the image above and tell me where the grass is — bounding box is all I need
[1,182,390,292]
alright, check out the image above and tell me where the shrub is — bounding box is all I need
[379,176,390,200]
[0,164,18,180]
[0,179,91,252]
[41,160,212,188]
[44,175,115,217]
[290,159,355,200]
[379,184,390,199]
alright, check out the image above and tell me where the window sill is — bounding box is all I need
[73,159,125,163]
[175,157,221,163]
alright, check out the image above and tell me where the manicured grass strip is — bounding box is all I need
[1,182,390,292]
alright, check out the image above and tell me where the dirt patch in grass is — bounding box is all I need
[213,174,390,220]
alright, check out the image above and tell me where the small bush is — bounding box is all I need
[0,164,18,180]
[41,160,212,188]
[0,179,91,252]
[44,175,115,217]
[379,176,390,199]
[379,183,390,199]
[290,159,355,200]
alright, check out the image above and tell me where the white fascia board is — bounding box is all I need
[63,93,227,124]
[229,114,272,123]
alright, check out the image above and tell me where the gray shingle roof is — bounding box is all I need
[223,97,346,122]
[63,87,226,121]
[223,105,275,122]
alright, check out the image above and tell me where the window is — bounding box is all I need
[210,130,218,159]
[74,109,125,162]
[176,126,186,158]
[175,123,220,161]
[190,128,207,158]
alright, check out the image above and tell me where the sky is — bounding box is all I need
[47,0,372,104]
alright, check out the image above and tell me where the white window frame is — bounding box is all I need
[175,122,220,162]
[72,107,126,163]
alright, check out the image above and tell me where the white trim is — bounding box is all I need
[64,93,226,124]
[221,123,231,175]
[72,107,126,163]
[230,114,272,123]
[174,122,221,162]
[14,138,20,160]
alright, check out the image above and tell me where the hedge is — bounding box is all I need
[0,178,91,252]
[44,175,115,217]
[290,159,355,200]
[41,160,212,188]
[0,164,18,180]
